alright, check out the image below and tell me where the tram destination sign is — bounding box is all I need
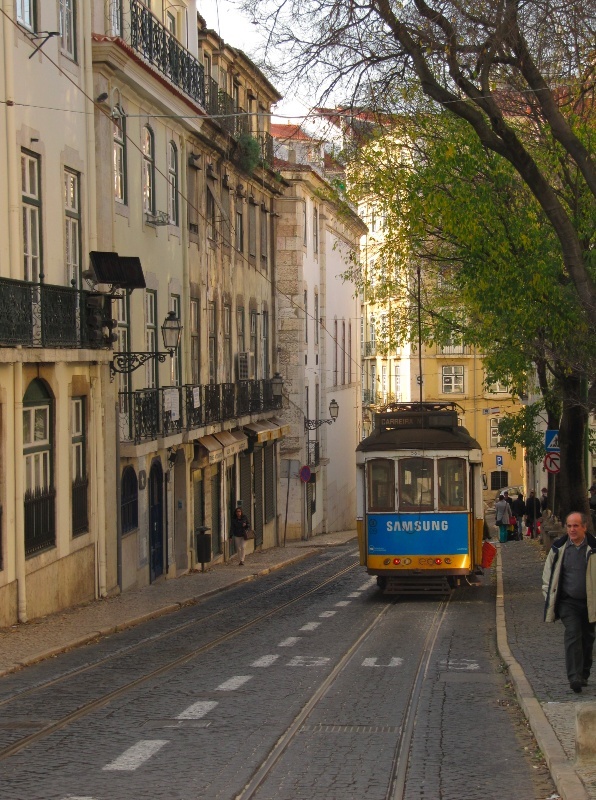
[379,411,458,432]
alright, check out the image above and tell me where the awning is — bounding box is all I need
[244,421,272,442]
[213,430,248,458]
[268,416,290,437]
[265,421,282,440]
[197,434,223,464]
[230,430,249,453]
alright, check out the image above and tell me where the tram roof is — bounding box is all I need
[357,424,481,453]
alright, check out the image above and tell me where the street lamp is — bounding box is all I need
[305,399,339,430]
[110,310,182,379]
[271,372,284,400]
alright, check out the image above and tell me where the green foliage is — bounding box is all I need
[497,403,547,462]
[236,134,261,175]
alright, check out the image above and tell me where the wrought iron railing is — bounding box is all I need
[259,132,274,167]
[205,76,219,116]
[308,440,320,467]
[0,277,101,349]
[362,388,377,405]
[129,0,205,106]
[218,89,236,136]
[24,486,56,556]
[362,341,376,357]
[437,343,471,355]
[119,379,282,442]
[72,475,89,536]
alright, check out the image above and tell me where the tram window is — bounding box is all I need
[368,459,395,512]
[398,458,433,511]
[438,458,467,510]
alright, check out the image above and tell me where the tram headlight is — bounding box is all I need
[403,558,411,565]
[444,557,452,565]
[435,558,442,565]
[383,558,391,565]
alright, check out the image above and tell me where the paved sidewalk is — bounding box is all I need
[497,535,596,800]
[0,529,357,678]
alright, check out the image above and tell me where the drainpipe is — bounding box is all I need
[82,0,98,252]
[92,366,107,596]
[14,362,26,622]
[3,0,19,278]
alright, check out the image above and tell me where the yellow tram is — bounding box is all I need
[356,403,485,595]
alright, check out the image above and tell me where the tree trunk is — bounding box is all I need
[558,374,589,521]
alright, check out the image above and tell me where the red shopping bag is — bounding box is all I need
[482,540,497,569]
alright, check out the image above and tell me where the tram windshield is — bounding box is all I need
[398,457,433,511]
[438,458,467,510]
[368,459,395,511]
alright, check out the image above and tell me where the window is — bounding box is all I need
[438,458,466,510]
[71,397,88,535]
[333,319,338,386]
[442,365,464,394]
[166,10,176,36]
[170,294,182,385]
[168,142,178,225]
[491,470,509,491]
[341,321,346,385]
[59,0,76,59]
[142,125,155,214]
[348,323,352,383]
[109,0,122,35]
[487,380,508,393]
[302,202,307,246]
[221,184,231,245]
[23,380,55,555]
[260,206,268,265]
[304,290,308,343]
[237,307,245,353]
[114,293,130,409]
[207,188,216,240]
[490,417,505,448]
[248,201,256,258]
[145,290,158,388]
[398,457,434,511]
[262,310,269,377]
[208,302,216,384]
[382,365,387,401]
[21,151,41,283]
[64,169,80,288]
[121,466,138,533]
[250,311,258,372]
[223,305,232,382]
[235,207,244,251]
[394,365,401,400]
[17,0,35,30]
[368,459,395,512]
[313,206,318,253]
[190,298,200,384]
[113,116,127,203]
[314,292,319,345]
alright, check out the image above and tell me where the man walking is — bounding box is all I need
[525,490,542,538]
[542,513,596,693]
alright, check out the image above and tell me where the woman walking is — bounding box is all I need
[230,506,249,565]
[495,494,511,543]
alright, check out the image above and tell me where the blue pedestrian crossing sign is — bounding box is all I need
[545,430,560,452]
[496,455,503,467]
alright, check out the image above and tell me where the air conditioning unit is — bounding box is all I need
[236,351,255,380]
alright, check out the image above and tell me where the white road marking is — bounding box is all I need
[64,797,97,799]
[176,700,218,719]
[216,675,253,690]
[335,601,351,607]
[287,656,331,667]
[357,579,376,590]
[300,622,321,631]
[251,655,280,667]
[103,740,168,771]
[362,657,404,668]
[319,611,337,617]
[439,659,480,671]
[278,637,300,647]
[347,592,362,598]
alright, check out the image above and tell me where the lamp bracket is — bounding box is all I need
[110,351,169,380]
[304,418,334,430]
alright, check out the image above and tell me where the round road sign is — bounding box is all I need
[543,452,561,474]
[299,465,312,483]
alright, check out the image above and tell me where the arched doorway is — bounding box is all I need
[149,460,164,582]
[173,450,188,572]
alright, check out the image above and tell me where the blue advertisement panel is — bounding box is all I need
[367,513,469,556]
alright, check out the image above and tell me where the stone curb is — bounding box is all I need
[0,548,318,679]
[495,546,589,800]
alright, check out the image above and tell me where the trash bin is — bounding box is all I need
[195,526,211,569]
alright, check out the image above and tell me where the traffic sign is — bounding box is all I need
[496,455,503,467]
[299,465,312,483]
[545,430,560,452]
[543,452,561,474]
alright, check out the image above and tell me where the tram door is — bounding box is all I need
[149,461,164,582]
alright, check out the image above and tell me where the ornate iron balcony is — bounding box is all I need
[0,276,104,349]
[129,0,205,106]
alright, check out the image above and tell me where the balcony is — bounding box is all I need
[259,132,274,167]
[0,276,105,349]
[436,343,471,356]
[129,0,205,106]
[118,379,283,443]
[362,341,376,357]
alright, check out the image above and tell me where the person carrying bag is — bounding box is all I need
[495,494,511,544]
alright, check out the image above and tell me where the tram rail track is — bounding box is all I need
[0,555,359,762]
[235,595,451,800]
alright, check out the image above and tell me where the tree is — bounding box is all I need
[345,109,595,515]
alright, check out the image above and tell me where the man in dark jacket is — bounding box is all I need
[525,490,542,539]
[511,494,526,541]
